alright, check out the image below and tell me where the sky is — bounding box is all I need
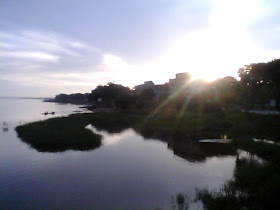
[1,0,280,97]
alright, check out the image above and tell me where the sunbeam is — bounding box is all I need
[147,79,194,120]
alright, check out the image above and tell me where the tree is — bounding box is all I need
[89,83,131,109]
[54,93,88,103]
[214,76,239,103]
[238,59,280,109]
[134,88,156,109]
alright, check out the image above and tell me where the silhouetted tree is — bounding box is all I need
[239,59,280,109]
[89,82,131,109]
[133,88,156,109]
[54,93,89,103]
[139,88,155,100]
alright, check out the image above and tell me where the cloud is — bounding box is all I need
[0,30,137,96]
[68,41,87,49]
[0,30,103,73]
[0,30,105,74]
[0,51,59,62]
[0,42,16,48]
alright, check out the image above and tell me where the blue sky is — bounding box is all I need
[1,0,280,97]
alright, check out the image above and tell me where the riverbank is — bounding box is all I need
[90,109,280,141]
[16,109,280,151]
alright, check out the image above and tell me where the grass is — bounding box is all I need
[195,182,242,210]
[196,159,280,210]
[90,111,142,133]
[16,113,102,152]
[196,138,280,210]
[232,138,280,164]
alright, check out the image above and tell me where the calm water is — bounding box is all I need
[0,98,238,209]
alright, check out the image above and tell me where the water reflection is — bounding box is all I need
[86,125,130,145]
[236,149,265,165]
[91,121,129,134]
[87,124,237,163]
[19,138,102,153]
[2,122,9,132]
[168,141,237,163]
[253,138,280,146]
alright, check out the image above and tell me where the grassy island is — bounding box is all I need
[16,113,102,152]
[16,109,280,152]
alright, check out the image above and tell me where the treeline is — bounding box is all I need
[45,93,90,104]
[238,59,280,109]
[50,58,280,110]
[89,82,156,110]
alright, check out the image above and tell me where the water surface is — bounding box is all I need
[0,98,239,209]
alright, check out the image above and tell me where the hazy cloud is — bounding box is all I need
[0,30,133,95]
[0,51,59,62]
[0,30,105,74]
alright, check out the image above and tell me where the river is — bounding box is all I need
[0,98,238,209]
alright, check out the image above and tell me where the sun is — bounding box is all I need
[146,29,244,82]
[146,0,264,82]
[102,0,265,85]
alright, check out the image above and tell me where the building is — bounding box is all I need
[134,81,168,101]
[134,81,155,95]
[134,72,191,100]
[168,72,191,93]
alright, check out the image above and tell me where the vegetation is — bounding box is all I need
[89,82,132,109]
[195,138,280,210]
[239,59,280,110]
[16,114,102,152]
[89,108,280,142]
[196,159,280,209]
[90,111,142,133]
[15,101,280,157]
[44,93,90,104]
[233,138,280,164]
[171,193,190,210]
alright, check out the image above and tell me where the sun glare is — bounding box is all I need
[93,0,268,86]
[144,0,265,82]
[211,0,263,28]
